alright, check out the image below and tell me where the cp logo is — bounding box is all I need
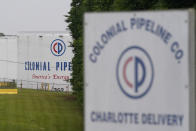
[50,39,66,56]
[116,46,154,99]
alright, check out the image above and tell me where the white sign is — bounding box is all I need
[17,32,74,91]
[84,10,195,131]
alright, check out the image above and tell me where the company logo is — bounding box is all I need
[116,46,154,99]
[50,39,66,56]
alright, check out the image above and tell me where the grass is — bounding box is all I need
[0,89,83,131]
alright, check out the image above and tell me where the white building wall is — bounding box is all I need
[0,33,73,91]
[0,36,17,81]
[17,32,74,91]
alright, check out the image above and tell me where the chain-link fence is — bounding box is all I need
[0,77,71,93]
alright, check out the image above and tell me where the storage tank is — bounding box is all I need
[17,32,73,92]
[0,35,17,81]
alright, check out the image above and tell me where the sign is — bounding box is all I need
[50,39,66,56]
[17,33,74,91]
[84,10,195,131]
[116,46,154,99]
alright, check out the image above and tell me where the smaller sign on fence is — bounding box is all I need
[0,89,18,94]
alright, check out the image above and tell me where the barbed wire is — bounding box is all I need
[0,77,70,86]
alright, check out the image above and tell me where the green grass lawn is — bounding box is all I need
[0,89,83,131]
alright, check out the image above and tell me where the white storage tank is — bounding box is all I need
[17,32,73,91]
[0,35,18,81]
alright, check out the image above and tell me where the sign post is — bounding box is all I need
[84,10,195,131]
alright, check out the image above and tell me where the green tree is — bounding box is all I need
[0,33,5,36]
[66,0,84,106]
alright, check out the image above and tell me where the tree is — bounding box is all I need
[0,33,5,36]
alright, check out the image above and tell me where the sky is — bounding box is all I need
[0,0,72,35]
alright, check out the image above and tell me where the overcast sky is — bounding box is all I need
[0,0,71,35]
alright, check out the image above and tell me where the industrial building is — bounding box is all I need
[0,32,73,92]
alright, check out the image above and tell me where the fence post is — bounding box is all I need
[20,80,22,89]
[41,83,43,90]
[66,85,69,95]
[44,83,46,91]
[52,83,54,91]
[48,83,50,91]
